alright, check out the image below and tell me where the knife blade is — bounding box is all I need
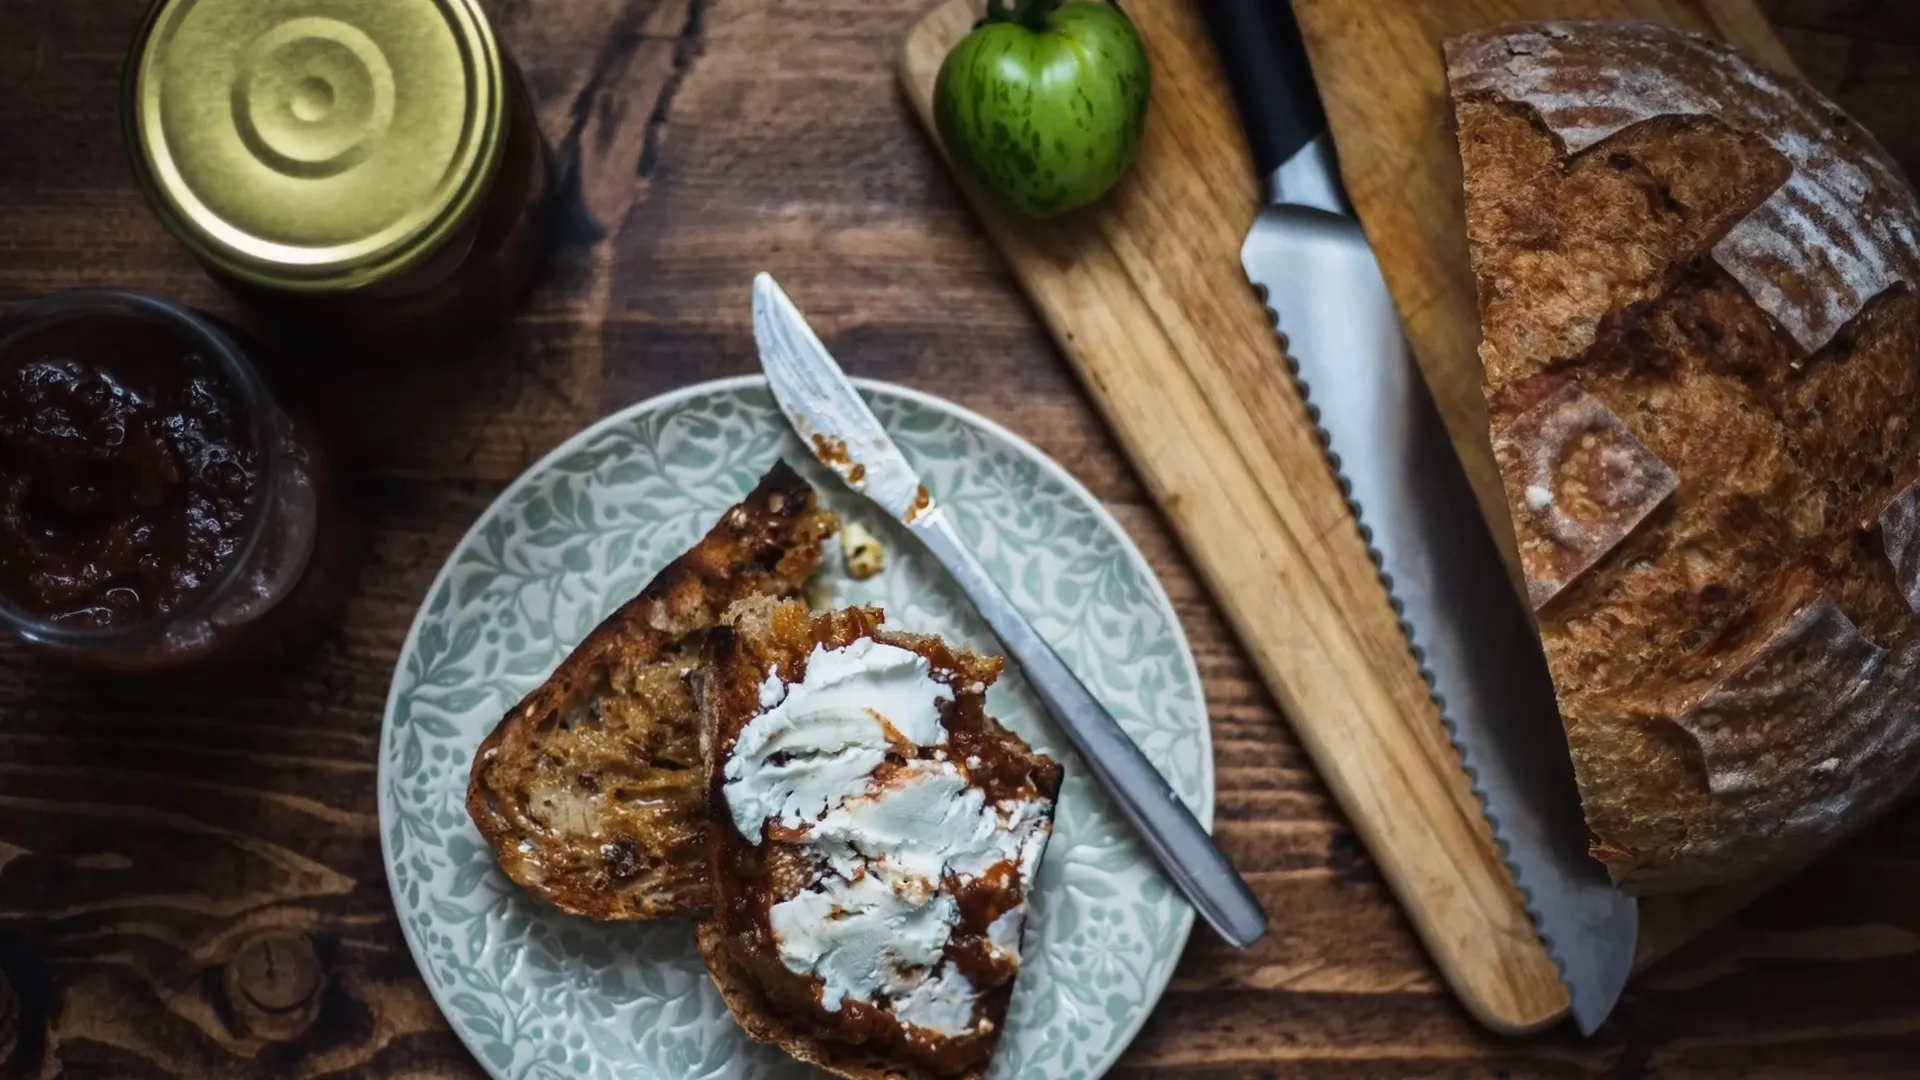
[751,271,1269,950]
[1194,0,1637,1034]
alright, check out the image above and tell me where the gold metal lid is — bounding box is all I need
[127,0,506,292]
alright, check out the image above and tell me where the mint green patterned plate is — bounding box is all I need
[380,376,1212,1080]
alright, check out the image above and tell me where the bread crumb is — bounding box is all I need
[1525,483,1554,511]
[841,521,885,580]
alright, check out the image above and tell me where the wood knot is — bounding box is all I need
[222,932,323,1041]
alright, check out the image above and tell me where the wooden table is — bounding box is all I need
[2,0,1918,1076]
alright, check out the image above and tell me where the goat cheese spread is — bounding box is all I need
[722,638,1053,1038]
[724,638,951,840]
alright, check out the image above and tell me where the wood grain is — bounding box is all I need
[0,0,1916,1075]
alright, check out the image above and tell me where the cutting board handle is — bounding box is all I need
[1193,0,1326,178]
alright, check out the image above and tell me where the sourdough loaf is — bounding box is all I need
[1445,21,1920,893]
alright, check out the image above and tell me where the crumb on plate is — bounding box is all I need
[840,521,885,580]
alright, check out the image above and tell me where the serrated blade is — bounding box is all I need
[1242,182,1637,1034]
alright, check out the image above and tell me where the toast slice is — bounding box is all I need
[695,597,1063,1080]
[465,461,838,920]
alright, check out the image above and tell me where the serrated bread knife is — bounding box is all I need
[751,272,1268,950]
[1194,0,1636,1033]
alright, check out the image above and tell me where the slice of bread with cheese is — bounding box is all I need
[695,597,1061,1080]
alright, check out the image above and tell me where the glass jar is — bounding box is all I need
[0,289,347,674]
[122,0,556,349]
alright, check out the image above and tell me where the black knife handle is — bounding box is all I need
[1195,0,1327,180]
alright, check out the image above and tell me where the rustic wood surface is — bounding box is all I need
[0,0,1917,1076]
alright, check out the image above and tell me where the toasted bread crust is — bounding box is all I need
[697,920,931,1080]
[695,598,1059,1080]
[464,461,838,920]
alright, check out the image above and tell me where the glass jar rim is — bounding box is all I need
[0,287,286,652]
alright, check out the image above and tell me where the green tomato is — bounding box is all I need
[933,0,1151,219]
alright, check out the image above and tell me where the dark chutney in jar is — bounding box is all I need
[0,320,256,627]
[0,290,347,673]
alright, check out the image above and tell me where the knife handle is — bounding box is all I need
[912,508,1270,950]
[1195,0,1327,181]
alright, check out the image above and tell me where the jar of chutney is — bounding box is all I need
[122,0,555,347]
[0,289,351,674]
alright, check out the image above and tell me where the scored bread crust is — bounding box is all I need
[1446,21,1920,892]
[464,461,838,920]
[694,597,1060,1080]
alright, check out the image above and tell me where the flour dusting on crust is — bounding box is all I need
[1491,380,1677,610]
[1878,476,1920,616]
[1663,596,1920,886]
[1447,21,1920,355]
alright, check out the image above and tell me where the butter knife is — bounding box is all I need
[752,272,1268,949]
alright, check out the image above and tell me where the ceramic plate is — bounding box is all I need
[379,377,1212,1080]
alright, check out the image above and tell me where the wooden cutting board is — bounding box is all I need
[899,0,1792,1034]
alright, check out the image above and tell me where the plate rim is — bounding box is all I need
[377,373,1214,1079]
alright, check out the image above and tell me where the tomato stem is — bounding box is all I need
[985,0,1057,31]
